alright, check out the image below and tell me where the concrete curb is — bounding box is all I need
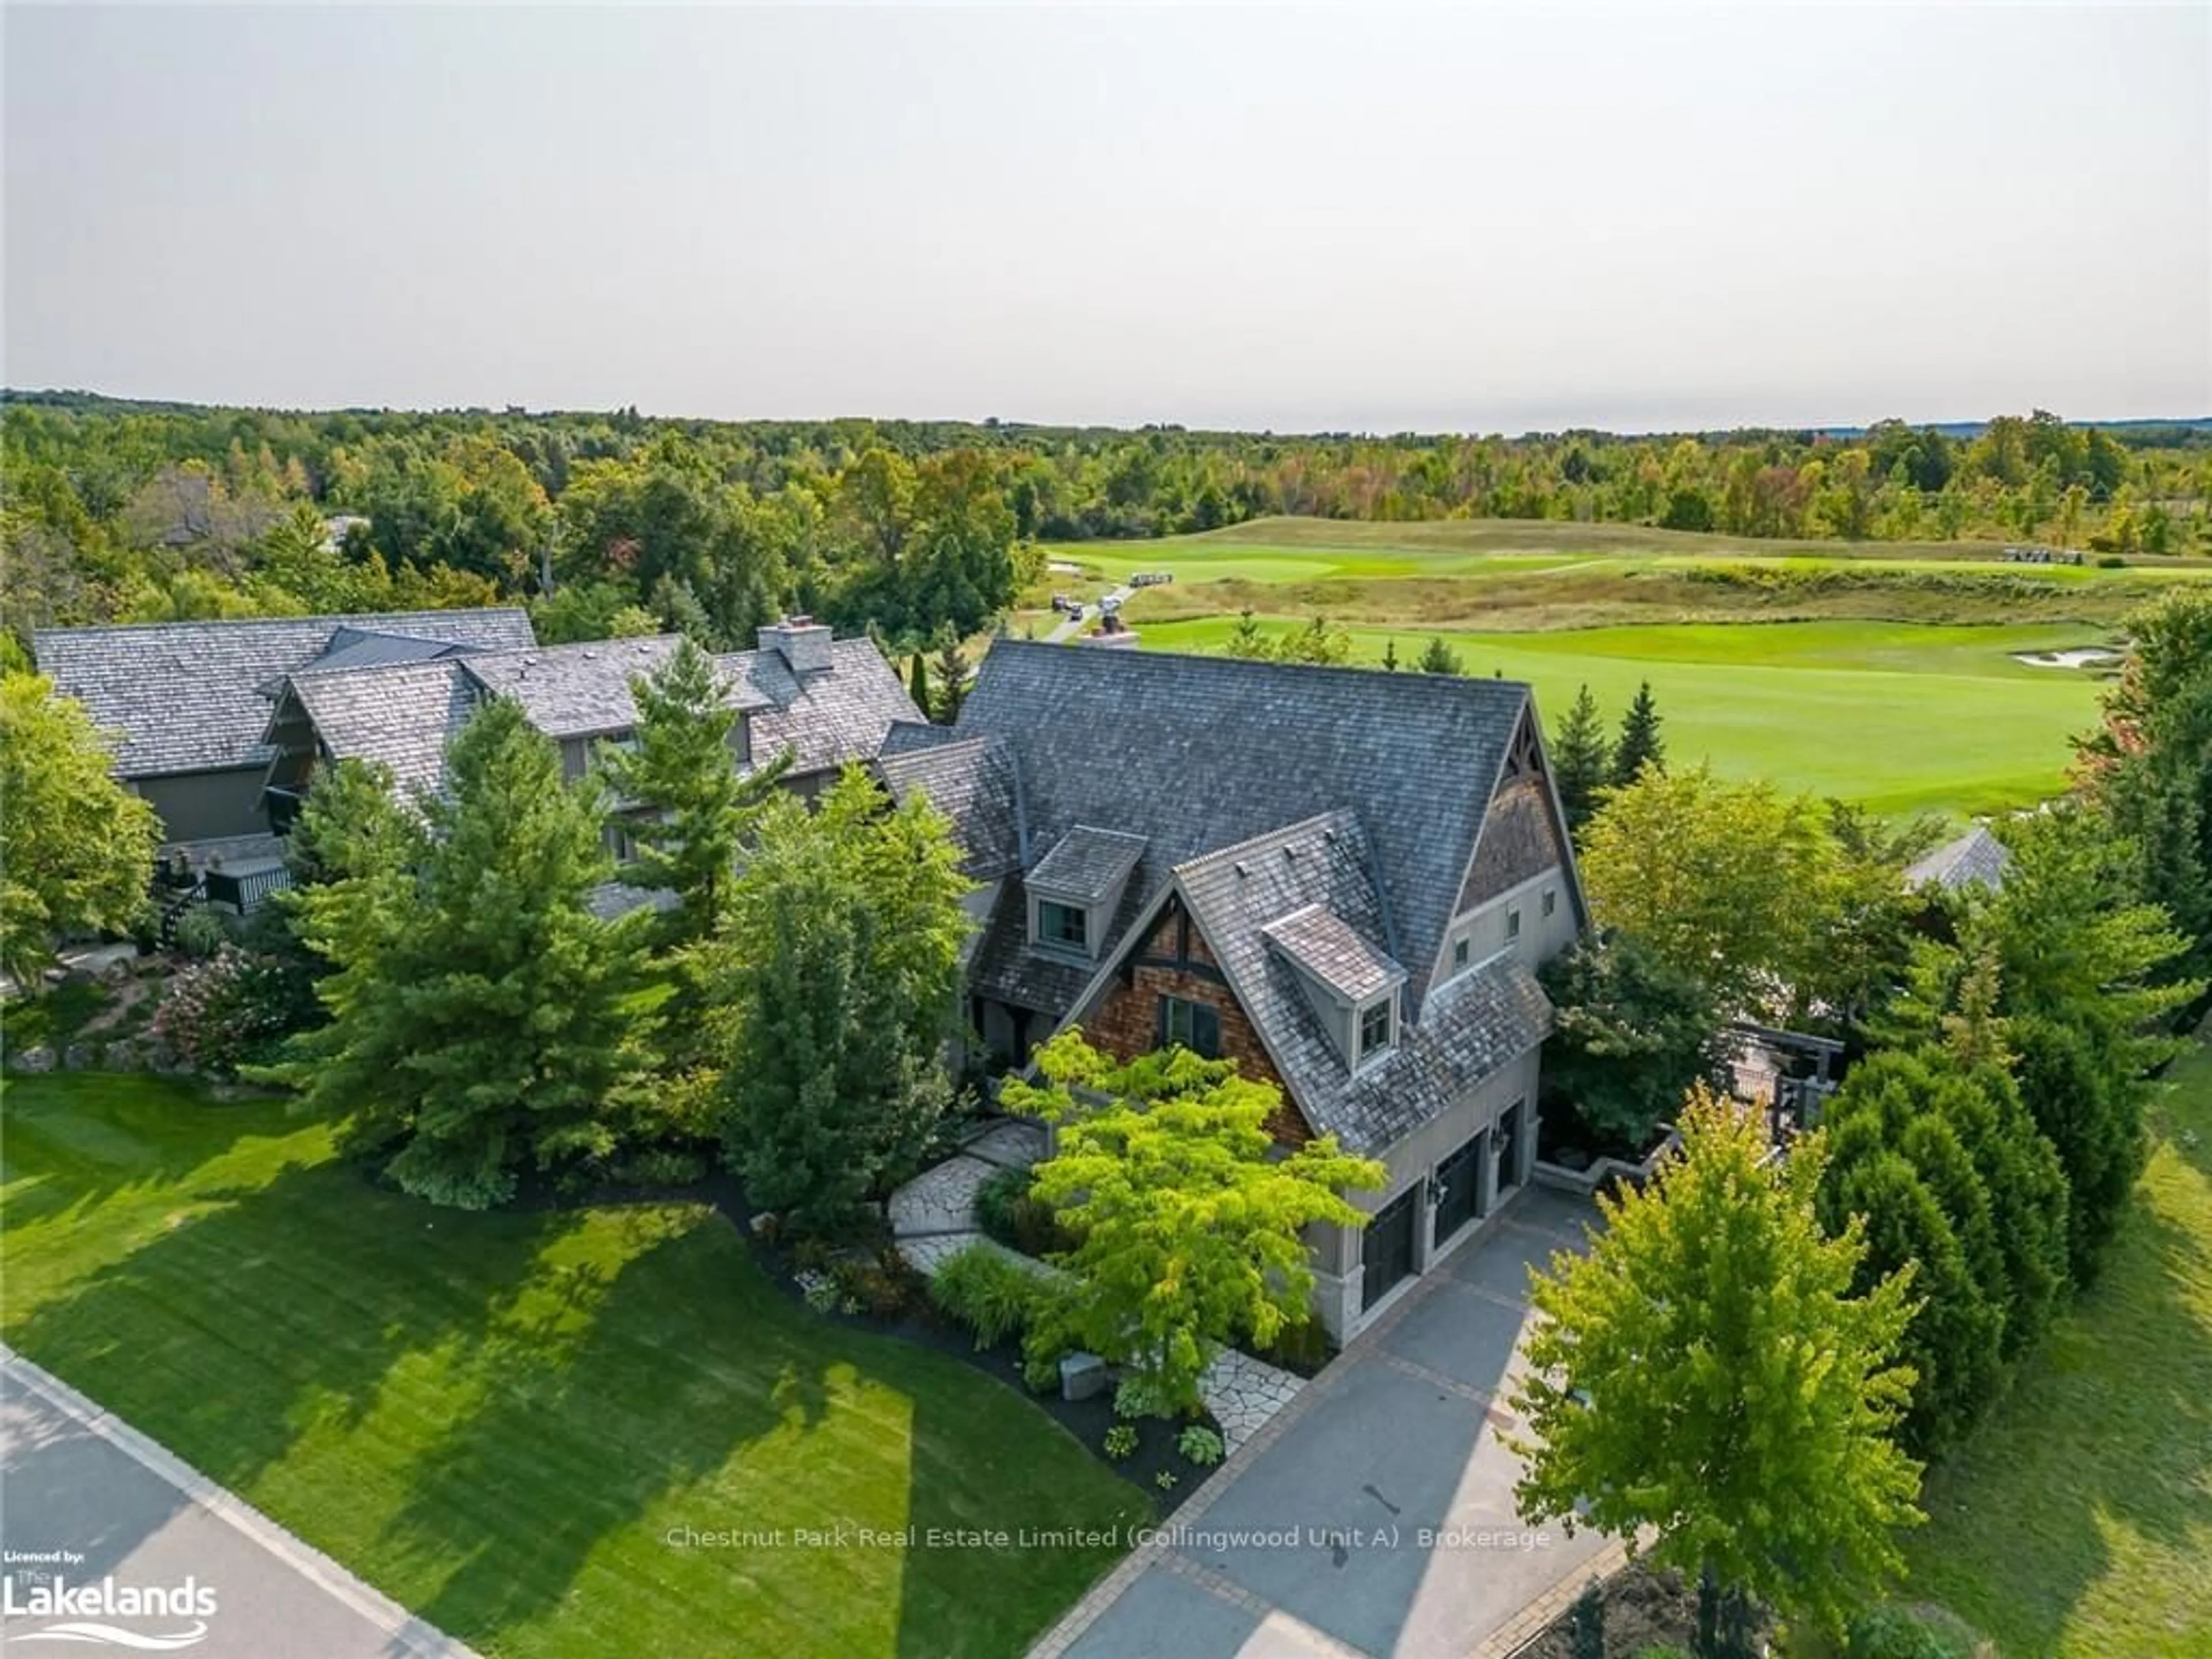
[1,1345,482,1659]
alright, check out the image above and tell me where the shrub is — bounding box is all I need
[974,1164,1030,1243]
[171,906,230,960]
[1022,1350,1063,1394]
[801,1276,840,1315]
[1569,1582,1606,1659]
[929,1244,1039,1349]
[1844,1604,1979,1659]
[1249,1316,1334,1375]
[608,1148,707,1187]
[1102,1424,1138,1460]
[1114,1373,1173,1422]
[974,1161,1073,1256]
[1176,1425,1225,1467]
[830,1253,911,1318]
[1153,1469,1177,1491]
[149,945,318,1076]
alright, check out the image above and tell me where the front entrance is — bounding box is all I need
[1433,1130,1486,1247]
[1361,1187,1419,1312]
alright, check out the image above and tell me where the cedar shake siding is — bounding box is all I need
[1080,902,1313,1147]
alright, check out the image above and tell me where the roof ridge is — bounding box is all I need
[32,605,529,641]
[985,636,1535,699]
[1171,807,1362,878]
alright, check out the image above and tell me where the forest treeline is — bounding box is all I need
[5,391,2207,655]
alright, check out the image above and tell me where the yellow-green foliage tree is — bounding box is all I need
[1508,1088,1924,1652]
[0,673,159,988]
[1004,1032,1384,1414]
[1577,765,1836,1010]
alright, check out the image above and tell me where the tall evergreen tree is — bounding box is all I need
[600,637,786,947]
[930,624,969,725]
[1611,679,1666,785]
[717,770,972,1235]
[908,650,931,720]
[1381,638,1400,672]
[271,704,649,1209]
[1819,1050,2013,1452]
[1551,683,1612,831]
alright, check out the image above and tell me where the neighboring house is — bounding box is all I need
[877,640,1589,1340]
[260,616,915,831]
[1904,824,2012,894]
[37,609,919,916]
[34,609,537,847]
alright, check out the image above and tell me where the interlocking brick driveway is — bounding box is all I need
[1032,1189,1614,1659]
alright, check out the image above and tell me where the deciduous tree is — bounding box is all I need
[1004,1032,1384,1414]
[1537,931,1723,1152]
[0,673,159,987]
[1577,765,1834,1012]
[1508,1088,1923,1650]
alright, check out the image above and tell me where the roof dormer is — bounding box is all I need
[1026,825,1147,959]
[1261,903,1406,1073]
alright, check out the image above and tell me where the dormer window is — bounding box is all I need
[1037,899,1089,951]
[1358,997,1395,1062]
[1027,825,1147,960]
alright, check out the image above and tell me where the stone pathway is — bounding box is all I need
[886,1122,1305,1452]
[1197,1349,1304,1452]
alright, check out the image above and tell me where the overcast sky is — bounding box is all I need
[5,3,2207,434]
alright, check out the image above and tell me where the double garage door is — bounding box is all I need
[1359,1127,1494,1315]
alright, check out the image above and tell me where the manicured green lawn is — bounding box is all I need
[1047,516,2212,585]
[1123,616,2104,818]
[0,1075,1146,1659]
[1899,1036,2212,1658]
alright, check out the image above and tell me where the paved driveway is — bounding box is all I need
[1,1350,474,1659]
[1035,1189,1612,1659]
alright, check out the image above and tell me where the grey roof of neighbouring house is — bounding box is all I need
[290,625,479,680]
[1904,825,2013,893]
[947,639,1530,1020]
[459,635,691,740]
[733,637,924,778]
[282,631,921,798]
[33,608,535,778]
[1163,812,1552,1154]
[283,660,484,801]
[1027,825,1149,903]
[1262,902,1406,1004]
[876,734,1026,880]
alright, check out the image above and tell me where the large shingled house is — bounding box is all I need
[878,640,1589,1340]
[34,608,536,847]
[36,610,919,912]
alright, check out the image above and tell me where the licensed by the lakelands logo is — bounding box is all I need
[1,1557,218,1650]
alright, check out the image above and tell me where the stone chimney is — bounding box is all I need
[757,615,833,674]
